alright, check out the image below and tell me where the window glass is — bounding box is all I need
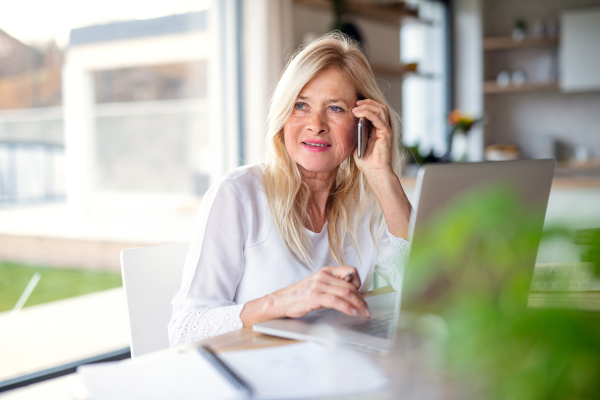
[401,0,449,157]
[0,0,222,383]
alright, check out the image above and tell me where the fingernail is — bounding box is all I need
[365,309,371,319]
[352,309,358,316]
[343,271,353,282]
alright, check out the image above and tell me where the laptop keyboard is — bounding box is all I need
[342,314,395,338]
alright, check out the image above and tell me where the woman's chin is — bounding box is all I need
[297,161,340,175]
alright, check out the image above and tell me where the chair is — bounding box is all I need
[120,242,189,358]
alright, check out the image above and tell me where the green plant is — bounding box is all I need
[404,187,600,399]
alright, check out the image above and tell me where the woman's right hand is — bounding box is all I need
[240,266,371,326]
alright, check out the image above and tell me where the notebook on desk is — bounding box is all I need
[253,159,556,352]
[73,342,387,399]
[74,347,247,400]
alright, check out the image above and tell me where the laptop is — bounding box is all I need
[253,159,556,352]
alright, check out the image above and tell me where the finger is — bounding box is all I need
[354,100,389,123]
[356,99,387,114]
[321,265,357,278]
[320,272,360,291]
[315,293,370,319]
[317,282,370,318]
[326,266,362,289]
[352,106,390,136]
[349,270,362,289]
[321,266,361,289]
[366,127,379,155]
[355,108,391,132]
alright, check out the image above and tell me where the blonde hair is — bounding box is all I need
[263,32,403,267]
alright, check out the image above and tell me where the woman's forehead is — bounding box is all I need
[298,67,357,103]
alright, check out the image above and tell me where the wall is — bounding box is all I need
[291,4,404,114]
[483,0,600,159]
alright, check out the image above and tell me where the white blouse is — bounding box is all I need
[168,164,410,347]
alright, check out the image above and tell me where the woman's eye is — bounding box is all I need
[295,102,307,111]
[330,106,344,113]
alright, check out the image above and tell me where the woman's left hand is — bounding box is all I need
[351,99,412,239]
[351,99,394,180]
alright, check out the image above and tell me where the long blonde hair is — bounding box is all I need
[263,32,403,268]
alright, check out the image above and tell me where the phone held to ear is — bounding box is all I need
[357,117,370,159]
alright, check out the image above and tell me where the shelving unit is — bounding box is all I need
[481,29,563,160]
[483,81,559,94]
[293,0,431,27]
[483,36,559,51]
[293,1,434,81]
[482,35,560,95]
[480,1,600,174]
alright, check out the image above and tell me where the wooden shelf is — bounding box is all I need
[557,160,600,170]
[484,81,559,94]
[370,63,435,79]
[483,36,559,51]
[555,161,600,182]
[552,177,600,189]
[294,0,428,27]
[370,63,406,76]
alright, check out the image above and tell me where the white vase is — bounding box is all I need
[451,132,468,162]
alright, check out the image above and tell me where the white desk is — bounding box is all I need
[0,286,458,400]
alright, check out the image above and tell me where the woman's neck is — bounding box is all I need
[299,166,338,232]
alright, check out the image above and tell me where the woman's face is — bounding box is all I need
[283,67,358,175]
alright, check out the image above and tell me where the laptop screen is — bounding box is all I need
[401,159,555,316]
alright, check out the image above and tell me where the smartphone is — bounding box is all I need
[357,117,370,159]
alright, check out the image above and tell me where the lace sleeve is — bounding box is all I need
[375,229,411,292]
[169,304,245,347]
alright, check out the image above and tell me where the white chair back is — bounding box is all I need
[120,242,189,358]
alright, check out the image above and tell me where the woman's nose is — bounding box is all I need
[306,110,328,134]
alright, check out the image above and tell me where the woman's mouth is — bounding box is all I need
[302,141,331,152]
[303,142,329,147]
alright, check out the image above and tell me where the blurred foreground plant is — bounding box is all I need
[404,187,600,399]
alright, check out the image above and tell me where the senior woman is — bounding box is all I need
[168,33,412,347]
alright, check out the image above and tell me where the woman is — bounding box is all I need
[168,33,412,347]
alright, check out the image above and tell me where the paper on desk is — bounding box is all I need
[220,341,388,399]
[75,342,387,400]
[76,350,244,400]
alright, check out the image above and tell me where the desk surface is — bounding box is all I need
[4,284,596,400]
[0,285,450,400]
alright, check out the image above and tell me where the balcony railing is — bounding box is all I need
[0,141,65,207]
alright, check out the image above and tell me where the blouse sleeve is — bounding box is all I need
[374,228,411,292]
[168,179,247,347]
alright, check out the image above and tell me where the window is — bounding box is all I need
[401,0,451,159]
[0,0,246,389]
